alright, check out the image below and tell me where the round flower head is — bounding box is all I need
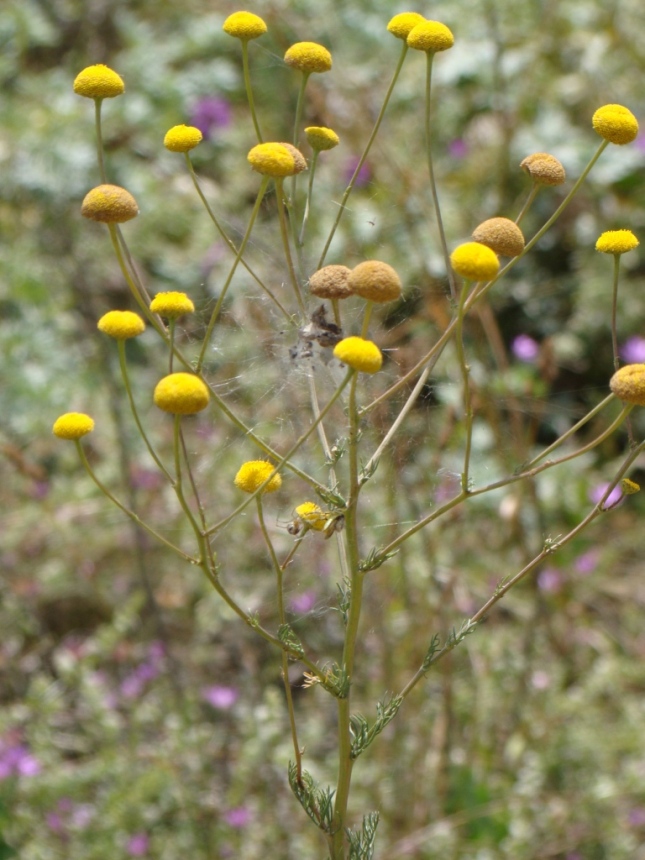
[295,502,327,531]
[610,364,645,405]
[153,373,210,415]
[407,20,454,53]
[308,265,353,299]
[53,413,95,440]
[150,291,195,318]
[333,337,383,374]
[387,13,427,40]
[81,184,139,223]
[284,42,332,74]
[305,126,340,152]
[164,125,203,153]
[348,260,402,303]
[595,230,639,255]
[247,142,306,177]
[73,64,124,99]
[450,242,500,281]
[222,11,267,41]
[520,153,566,186]
[234,460,282,494]
[592,104,639,145]
[472,217,525,257]
[97,310,145,340]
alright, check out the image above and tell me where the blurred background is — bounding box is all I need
[2,0,645,857]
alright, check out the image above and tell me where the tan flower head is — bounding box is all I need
[610,364,645,405]
[81,185,139,223]
[472,217,525,257]
[520,153,566,186]
[308,265,353,299]
[347,261,402,303]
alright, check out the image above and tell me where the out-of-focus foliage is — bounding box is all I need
[3,1,645,858]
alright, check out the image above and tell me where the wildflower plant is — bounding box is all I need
[45,9,645,859]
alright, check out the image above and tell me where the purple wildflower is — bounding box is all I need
[620,335,645,364]
[343,156,371,188]
[189,97,232,139]
[289,590,317,614]
[589,482,622,508]
[448,138,468,158]
[537,567,562,594]
[511,334,539,363]
[224,806,251,828]
[573,549,599,575]
[0,742,40,780]
[126,833,150,856]
[203,685,239,710]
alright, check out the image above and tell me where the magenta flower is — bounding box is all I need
[343,156,371,188]
[573,549,599,575]
[511,334,539,363]
[127,833,150,856]
[224,806,251,828]
[189,96,232,138]
[448,138,468,158]
[0,742,40,780]
[589,482,622,508]
[203,685,239,710]
[620,335,645,364]
[537,567,562,594]
[289,590,317,614]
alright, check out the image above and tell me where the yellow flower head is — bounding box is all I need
[333,337,383,374]
[387,13,426,40]
[73,64,125,99]
[247,142,307,177]
[53,413,95,440]
[450,242,500,281]
[81,184,139,223]
[520,152,566,186]
[595,230,639,255]
[294,502,327,531]
[407,20,454,53]
[348,260,402,303]
[284,42,332,74]
[472,217,525,258]
[164,125,203,153]
[234,460,282,494]
[153,373,210,415]
[308,265,353,299]
[305,126,340,152]
[97,310,145,340]
[621,478,640,495]
[222,11,267,41]
[150,291,195,318]
[610,364,645,405]
[592,104,639,145]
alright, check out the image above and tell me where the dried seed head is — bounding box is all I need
[81,184,139,223]
[472,217,525,258]
[308,265,353,299]
[610,364,645,405]
[520,153,566,186]
[348,261,402,303]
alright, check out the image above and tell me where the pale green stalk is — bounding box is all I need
[318,41,409,269]
[274,178,306,313]
[299,150,319,246]
[93,99,107,183]
[197,176,270,371]
[424,52,456,300]
[454,280,475,491]
[117,340,172,481]
[242,41,263,142]
[611,253,621,371]
[514,182,539,225]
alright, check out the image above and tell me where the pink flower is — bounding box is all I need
[589,482,622,508]
[224,806,251,828]
[203,685,239,710]
[511,334,539,363]
[126,833,150,856]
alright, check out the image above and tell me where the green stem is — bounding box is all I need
[454,280,474,492]
[515,183,539,225]
[611,253,621,371]
[172,415,203,537]
[275,178,306,314]
[75,441,196,561]
[318,42,409,269]
[117,340,172,481]
[94,99,107,184]
[424,51,456,300]
[299,150,319,247]
[242,41,263,142]
[197,176,270,371]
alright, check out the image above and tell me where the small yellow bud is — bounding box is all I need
[308,265,353,300]
[73,64,124,99]
[407,21,454,53]
[164,125,203,153]
[153,373,210,415]
[247,142,306,177]
[592,104,639,145]
[387,13,426,40]
[472,218,525,258]
[97,310,146,340]
[304,126,340,152]
[348,261,402,303]
[595,230,639,255]
[53,413,95,440]
[294,502,327,531]
[621,478,640,495]
[284,42,332,74]
[234,461,282,494]
[334,337,383,374]
[520,153,566,186]
[81,184,139,223]
[610,364,645,406]
[150,292,195,319]
[450,242,500,281]
[222,11,267,41]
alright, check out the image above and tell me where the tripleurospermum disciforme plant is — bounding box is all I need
[54,11,645,859]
